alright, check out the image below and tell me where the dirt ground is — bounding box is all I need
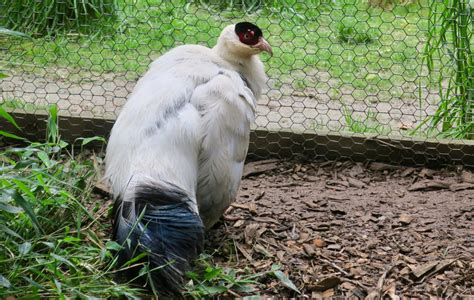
[205,159,474,298]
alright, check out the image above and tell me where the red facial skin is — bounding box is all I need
[237,29,259,46]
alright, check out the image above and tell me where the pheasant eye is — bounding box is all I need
[235,22,263,46]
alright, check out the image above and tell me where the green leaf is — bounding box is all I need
[186,271,199,281]
[63,236,81,243]
[0,203,23,214]
[138,265,149,277]
[12,190,42,234]
[22,276,43,289]
[199,285,227,295]
[0,26,30,38]
[271,264,300,294]
[12,179,35,199]
[76,136,106,147]
[41,241,55,249]
[105,240,123,251]
[0,130,25,140]
[0,223,23,240]
[19,242,32,255]
[204,266,222,281]
[0,275,11,288]
[234,284,258,293]
[37,151,51,168]
[122,252,147,267]
[0,106,21,130]
[47,105,59,144]
[0,73,8,79]
[51,253,75,268]
[54,279,62,295]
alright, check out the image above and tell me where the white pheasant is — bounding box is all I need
[105,21,271,295]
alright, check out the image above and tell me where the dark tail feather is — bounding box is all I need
[112,183,204,296]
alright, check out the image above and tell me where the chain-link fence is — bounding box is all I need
[1,0,473,166]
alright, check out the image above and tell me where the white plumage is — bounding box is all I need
[105,22,270,295]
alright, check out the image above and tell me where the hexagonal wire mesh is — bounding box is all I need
[0,0,473,167]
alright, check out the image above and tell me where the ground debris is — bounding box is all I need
[407,180,450,191]
[243,159,281,178]
[398,214,413,225]
[204,160,472,298]
[449,182,474,191]
[313,276,341,292]
[461,170,474,183]
[348,177,367,188]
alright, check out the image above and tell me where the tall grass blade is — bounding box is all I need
[12,190,43,234]
[0,106,22,130]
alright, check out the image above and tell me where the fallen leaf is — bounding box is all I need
[243,160,280,178]
[409,261,438,279]
[233,219,245,228]
[418,168,436,178]
[365,290,379,300]
[93,181,111,196]
[303,243,315,256]
[253,216,280,224]
[327,194,350,201]
[369,162,400,171]
[400,168,416,177]
[271,264,300,294]
[235,242,253,261]
[407,180,450,191]
[461,171,474,184]
[340,281,356,290]
[327,244,342,251]
[314,276,341,292]
[254,244,273,257]
[384,280,400,300]
[311,223,330,231]
[244,223,260,245]
[449,183,474,192]
[322,288,335,297]
[313,238,326,248]
[399,214,413,225]
[348,177,367,188]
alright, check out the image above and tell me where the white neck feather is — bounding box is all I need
[212,33,267,99]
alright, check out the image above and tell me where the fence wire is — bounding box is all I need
[0,0,473,165]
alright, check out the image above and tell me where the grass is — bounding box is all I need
[1,0,431,103]
[185,252,300,298]
[337,23,375,44]
[0,98,49,112]
[416,0,474,139]
[0,105,147,298]
[342,105,391,135]
[1,0,118,36]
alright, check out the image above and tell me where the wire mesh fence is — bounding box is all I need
[0,0,473,165]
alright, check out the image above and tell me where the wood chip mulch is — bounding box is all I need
[206,160,474,298]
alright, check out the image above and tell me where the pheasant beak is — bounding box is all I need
[254,37,273,56]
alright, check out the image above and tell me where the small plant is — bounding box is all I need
[418,0,473,139]
[185,254,300,298]
[337,24,373,45]
[343,106,391,135]
[0,0,118,36]
[0,105,142,298]
[191,0,310,13]
[368,0,417,9]
[0,26,29,78]
[0,99,49,112]
[185,253,261,298]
